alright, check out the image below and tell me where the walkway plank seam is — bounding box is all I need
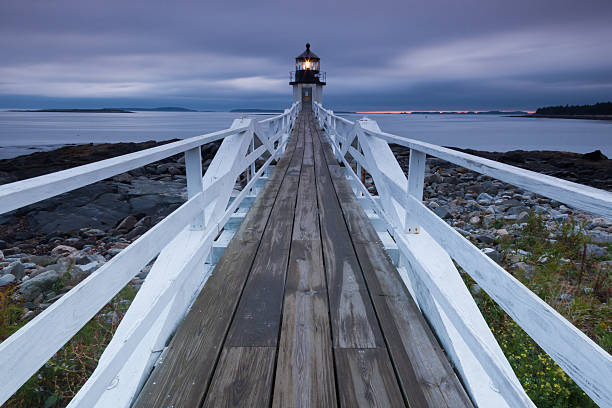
[133,107,474,408]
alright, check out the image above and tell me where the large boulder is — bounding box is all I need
[51,245,77,257]
[19,270,59,301]
[1,262,25,280]
[0,274,15,287]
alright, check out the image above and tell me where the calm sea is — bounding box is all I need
[0,110,610,159]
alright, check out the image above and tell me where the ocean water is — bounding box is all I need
[340,113,612,156]
[0,110,611,159]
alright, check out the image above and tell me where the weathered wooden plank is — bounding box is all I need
[225,121,304,347]
[272,130,337,407]
[272,240,337,408]
[202,347,277,408]
[312,121,384,349]
[335,348,405,407]
[321,127,472,406]
[291,165,319,241]
[354,242,473,407]
[133,120,301,408]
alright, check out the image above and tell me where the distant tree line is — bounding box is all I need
[535,101,612,115]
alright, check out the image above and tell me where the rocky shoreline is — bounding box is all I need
[0,140,224,317]
[0,141,610,322]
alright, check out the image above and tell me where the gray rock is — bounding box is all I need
[467,184,484,194]
[470,283,482,295]
[129,195,163,212]
[476,192,493,204]
[116,215,138,231]
[107,248,123,256]
[589,230,612,244]
[558,293,573,302]
[425,174,443,184]
[482,214,496,228]
[20,262,37,269]
[0,249,3,262]
[517,211,530,223]
[433,206,452,219]
[83,228,105,237]
[21,255,57,267]
[533,205,548,214]
[482,248,502,264]
[476,234,495,245]
[51,245,77,257]
[0,274,15,287]
[586,244,608,258]
[1,262,25,280]
[113,173,133,183]
[168,166,182,176]
[512,262,536,278]
[19,270,59,301]
[506,205,529,216]
[135,216,152,228]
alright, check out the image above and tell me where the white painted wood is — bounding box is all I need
[404,197,612,407]
[0,192,207,405]
[0,127,245,215]
[0,101,299,217]
[394,230,533,406]
[202,118,253,226]
[71,130,292,406]
[185,147,204,230]
[395,232,524,407]
[315,101,612,219]
[357,119,409,230]
[369,128,612,218]
[377,231,399,266]
[71,228,215,408]
[211,229,236,264]
[405,149,426,233]
[0,102,300,405]
[313,102,612,407]
[68,225,218,407]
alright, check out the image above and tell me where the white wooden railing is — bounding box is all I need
[313,101,612,408]
[0,102,300,407]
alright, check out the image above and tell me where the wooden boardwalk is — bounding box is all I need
[133,108,473,407]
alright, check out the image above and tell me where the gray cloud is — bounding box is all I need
[1,0,611,110]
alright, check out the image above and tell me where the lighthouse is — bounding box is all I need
[290,43,326,105]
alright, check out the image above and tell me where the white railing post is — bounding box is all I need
[249,137,256,194]
[404,149,426,233]
[185,147,204,230]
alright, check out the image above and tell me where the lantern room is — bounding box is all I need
[290,43,326,104]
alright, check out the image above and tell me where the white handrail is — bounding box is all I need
[314,102,612,219]
[313,101,612,408]
[0,102,299,215]
[0,101,301,406]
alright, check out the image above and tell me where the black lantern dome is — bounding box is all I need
[290,43,326,85]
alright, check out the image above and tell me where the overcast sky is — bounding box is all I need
[1,0,611,111]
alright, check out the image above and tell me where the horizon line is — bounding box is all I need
[355,109,536,114]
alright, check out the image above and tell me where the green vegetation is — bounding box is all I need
[535,101,612,116]
[465,212,611,407]
[0,285,137,407]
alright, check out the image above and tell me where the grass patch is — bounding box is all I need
[465,212,611,407]
[1,285,137,407]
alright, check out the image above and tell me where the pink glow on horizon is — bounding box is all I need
[355,110,536,114]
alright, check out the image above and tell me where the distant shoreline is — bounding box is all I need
[511,114,612,121]
[6,107,198,113]
[8,108,133,113]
